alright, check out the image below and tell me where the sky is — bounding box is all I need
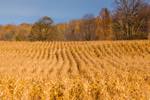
[0,0,114,24]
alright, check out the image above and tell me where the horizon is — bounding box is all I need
[0,0,114,25]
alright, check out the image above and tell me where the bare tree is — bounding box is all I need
[113,0,149,40]
[80,14,97,41]
[29,16,54,41]
[147,5,150,39]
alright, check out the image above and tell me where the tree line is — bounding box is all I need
[0,0,150,41]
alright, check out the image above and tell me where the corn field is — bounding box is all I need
[0,41,150,100]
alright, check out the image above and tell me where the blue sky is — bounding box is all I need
[0,0,114,24]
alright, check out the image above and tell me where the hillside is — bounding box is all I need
[0,41,150,99]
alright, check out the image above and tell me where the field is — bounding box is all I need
[0,41,150,100]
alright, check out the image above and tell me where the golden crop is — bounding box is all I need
[0,41,150,100]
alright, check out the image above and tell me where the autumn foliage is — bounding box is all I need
[0,0,150,41]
